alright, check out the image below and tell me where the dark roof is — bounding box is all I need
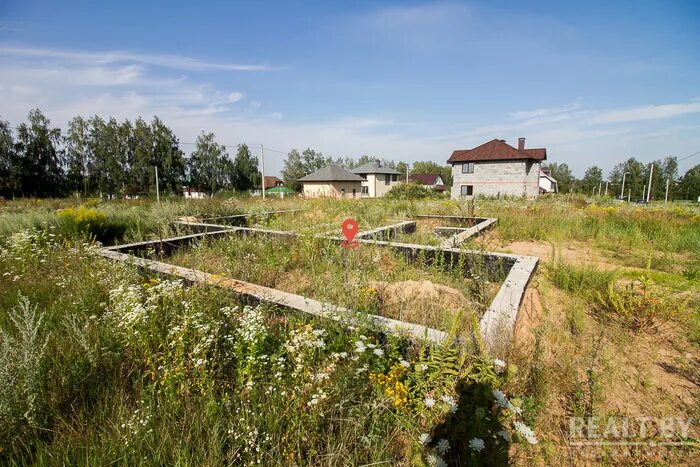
[263,176,283,186]
[351,161,401,175]
[409,173,442,185]
[447,139,547,163]
[298,165,364,182]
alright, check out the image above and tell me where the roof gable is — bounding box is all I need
[298,165,364,182]
[447,139,547,163]
[351,161,401,175]
[409,173,440,185]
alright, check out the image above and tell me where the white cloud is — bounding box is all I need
[0,45,280,72]
[510,103,582,120]
[591,101,700,124]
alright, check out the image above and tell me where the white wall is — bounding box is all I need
[303,181,362,198]
[360,173,401,197]
[450,160,541,199]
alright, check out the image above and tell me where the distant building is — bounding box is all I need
[183,186,207,199]
[350,161,402,197]
[539,168,558,193]
[447,138,547,199]
[262,176,284,189]
[298,165,363,198]
[408,173,446,192]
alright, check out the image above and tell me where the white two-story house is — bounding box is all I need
[351,161,402,198]
[447,138,546,199]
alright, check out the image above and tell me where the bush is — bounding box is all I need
[597,271,689,333]
[386,182,442,200]
[57,206,127,244]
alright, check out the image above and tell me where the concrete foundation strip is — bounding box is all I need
[98,248,447,343]
[100,214,537,351]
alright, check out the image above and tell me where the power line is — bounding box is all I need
[678,150,700,162]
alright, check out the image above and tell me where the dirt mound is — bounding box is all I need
[368,279,475,329]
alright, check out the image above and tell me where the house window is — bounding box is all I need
[391,174,398,182]
[361,186,369,195]
[460,185,473,197]
[352,188,356,197]
[462,162,474,174]
[385,174,391,185]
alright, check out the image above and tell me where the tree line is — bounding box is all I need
[0,109,260,198]
[2,108,698,200]
[546,157,699,200]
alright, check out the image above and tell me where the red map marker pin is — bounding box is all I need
[341,218,359,249]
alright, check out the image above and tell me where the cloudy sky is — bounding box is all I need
[1,0,699,177]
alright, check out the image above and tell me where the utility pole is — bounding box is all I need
[642,184,646,202]
[605,181,609,197]
[664,177,670,204]
[598,181,602,197]
[620,172,628,199]
[154,166,160,203]
[628,188,631,203]
[260,144,266,200]
[646,163,654,203]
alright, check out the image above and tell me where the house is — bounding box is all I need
[408,173,446,192]
[263,176,284,189]
[350,161,402,197]
[447,138,546,199]
[298,165,364,198]
[183,186,207,199]
[538,168,558,194]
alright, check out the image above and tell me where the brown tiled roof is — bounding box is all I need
[264,176,283,186]
[409,173,441,185]
[447,139,546,163]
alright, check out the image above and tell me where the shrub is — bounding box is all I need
[57,206,127,244]
[386,182,442,200]
[597,271,689,333]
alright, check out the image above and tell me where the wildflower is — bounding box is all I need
[436,438,450,455]
[469,437,485,452]
[416,363,428,372]
[497,429,511,442]
[513,421,538,444]
[426,453,447,467]
[419,433,432,444]
[424,397,436,408]
[440,394,458,413]
[492,389,510,409]
[373,348,384,357]
[493,358,506,373]
[400,359,410,368]
[354,341,367,353]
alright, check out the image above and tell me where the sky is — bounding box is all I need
[1,0,699,178]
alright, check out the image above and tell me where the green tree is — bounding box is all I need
[609,158,646,199]
[0,119,16,197]
[282,149,305,191]
[151,117,185,195]
[656,156,679,200]
[188,132,229,193]
[13,109,65,197]
[581,166,603,195]
[410,161,452,188]
[678,164,700,201]
[65,116,91,195]
[232,144,259,191]
[546,162,574,193]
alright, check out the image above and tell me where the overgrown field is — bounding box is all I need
[1,195,698,465]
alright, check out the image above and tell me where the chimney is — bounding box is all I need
[518,137,526,151]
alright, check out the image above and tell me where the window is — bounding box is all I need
[385,174,391,185]
[352,188,356,197]
[361,186,368,195]
[462,162,474,174]
[460,185,473,197]
[391,174,398,182]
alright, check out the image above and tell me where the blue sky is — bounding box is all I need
[1,0,699,177]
